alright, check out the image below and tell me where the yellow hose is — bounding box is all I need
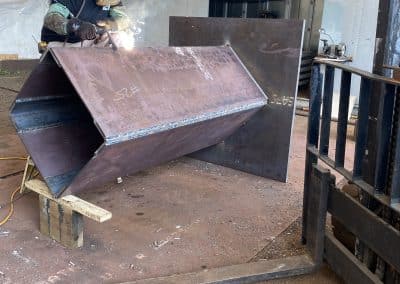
[0,156,28,226]
[0,186,20,226]
[0,157,27,161]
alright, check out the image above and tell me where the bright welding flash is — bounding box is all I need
[116,31,135,51]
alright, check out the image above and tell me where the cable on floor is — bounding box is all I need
[0,156,28,226]
[0,186,20,226]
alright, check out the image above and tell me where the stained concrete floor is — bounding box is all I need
[0,70,344,283]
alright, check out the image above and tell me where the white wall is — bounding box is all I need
[0,0,209,58]
[125,0,209,48]
[0,0,49,59]
[320,0,379,103]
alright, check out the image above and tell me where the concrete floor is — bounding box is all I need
[0,71,344,283]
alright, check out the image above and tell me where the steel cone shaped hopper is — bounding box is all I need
[10,46,267,197]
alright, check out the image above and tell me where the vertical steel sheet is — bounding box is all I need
[169,17,304,182]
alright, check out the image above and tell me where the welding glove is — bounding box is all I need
[97,20,119,32]
[96,0,121,6]
[67,18,97,41]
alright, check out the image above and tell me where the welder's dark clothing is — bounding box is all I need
[41,0,129,43]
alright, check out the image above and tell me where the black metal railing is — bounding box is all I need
[303,59,400,283]
[304,60,400,214]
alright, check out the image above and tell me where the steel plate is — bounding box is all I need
[11,46,267,197]
[170,17,305,182]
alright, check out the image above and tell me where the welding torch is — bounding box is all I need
[95,26,119,51]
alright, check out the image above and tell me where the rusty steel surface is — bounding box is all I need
[10,46,267,197]
[170,17,305,182]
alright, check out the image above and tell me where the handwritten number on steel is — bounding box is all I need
[114,85,140,101]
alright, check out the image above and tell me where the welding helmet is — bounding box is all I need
[96,0,121,6]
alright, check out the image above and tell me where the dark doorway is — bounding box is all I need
[209,0,288,19]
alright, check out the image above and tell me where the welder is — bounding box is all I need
[39,0,131,51]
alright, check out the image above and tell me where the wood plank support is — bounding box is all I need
[25,179,111,248]
[20,156,37,194]
[39,195,84,248]
[20,158,112,248]
[0,54,18,61]
[25,179,112,223]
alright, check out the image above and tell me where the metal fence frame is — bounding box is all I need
[303,60,400,283]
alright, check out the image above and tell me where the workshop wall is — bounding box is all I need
[320,0,379,116]
[0,0,209,59]
[321,0,378,76]
[125,0,209,48]
[0,0,48,59]
[385,1,400,68]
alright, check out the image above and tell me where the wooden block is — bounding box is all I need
[26,179,112,223]
[394,70,400,81]
[0,54,18,61]
[39,195,84,248]
[20,157,36,194]
[62,195,111,222]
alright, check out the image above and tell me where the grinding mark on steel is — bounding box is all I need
[105,101,266,145]
[259,47,299,57]
[186,47,214,81]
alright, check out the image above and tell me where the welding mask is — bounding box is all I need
[96,0,121,7]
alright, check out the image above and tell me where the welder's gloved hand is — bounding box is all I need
[96,0,121,6]
[67,18,97,41]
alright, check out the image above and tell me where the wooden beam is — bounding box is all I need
[0,54,18,61]
[39,195,84,248]
[26,179,112,223]
[20,156,35,194]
